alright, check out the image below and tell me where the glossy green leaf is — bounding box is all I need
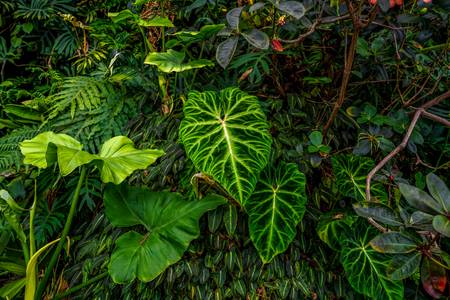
[216,36,239,68]
[173,24,225,44]
[432,215,450,237]
[136,16,174,27]
[316,211,356,251]
[399,183,443,214]
[242,29,269,49]
[332,155,387,202]
[179,88,272,204]
[426,173,450,213]
[20,131,82,169]
[144,49,214,73]
[353,203,403,226]
[387,253,421,280]
[104,184,226,283]
[340,225,404,300]
[246,163,307,263]
[370,232,417,254]
[96,136,164,184]
[308,131,323,146]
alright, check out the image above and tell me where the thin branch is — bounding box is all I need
[279,4,324,44]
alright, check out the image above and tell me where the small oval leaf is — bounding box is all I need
[242,29,270,49]
[216,37,239,68]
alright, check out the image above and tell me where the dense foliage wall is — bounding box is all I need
[0,0,449,299]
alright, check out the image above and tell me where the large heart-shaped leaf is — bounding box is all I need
[144,49,214,73]
[20,132,164,184]
[332,155,388,202]
[340,224,404,300]
[316,211,356,251]
[246,162,307,263]
[179,87,272,204]
[104,184,226,283]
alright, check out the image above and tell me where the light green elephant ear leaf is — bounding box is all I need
[104,184,226,283]
[245,162,307,263]
[96,136,164,184]
[179,87,272,204]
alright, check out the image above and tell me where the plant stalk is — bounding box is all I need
[34,167,87,300]
[53,272,108,300]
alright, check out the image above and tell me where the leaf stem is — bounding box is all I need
[29,179,37,257]
[34,166,87,300]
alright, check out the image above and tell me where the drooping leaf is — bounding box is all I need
[399,183,443,214]
[275,1,305,19]
[426,173,450,213]
[421,256,447,299]
[104,184,226,283]
[216,36,239,68]
[387,253,421,280]
[353,203,403,226]
[316,211,356,251]
[242,29,269,49]
[96,136,164,184]
[370,232,417,254]
[432,215,450,237]
[20,131,82,169]
[246,162,307,263]
[144,49,214,73]
[179,88,272,204]
[332,155,387,202]
[340,224,404,300]
[226,7,243,30]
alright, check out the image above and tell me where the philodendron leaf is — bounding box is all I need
[332,155,387,202]
[370,232,417,254]
[246,163,307,263]
[432,215,450,237]
[387,253,421,280]
[426,173,450,213]
[96,136,164,184]
[20,132,164,184]
[316,211,357,251]
[20,131,82,169]
[399,183,443,214]
[179,88,272,204]
[340,224,404,300]
[216,36,239,68]
[275,1,305,19]
[242,29,269,49]
[144,49,214,73]
[104,184,226,283]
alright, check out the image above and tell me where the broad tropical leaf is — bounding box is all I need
[332,155,387,202]
[104,184,226,283]
[246,163,307,263]
[316,211,356,251]
[179,87,272,204]
[370,232,417,253]
[340,224,404,300]
[173,24,225,44]
[144,49,214,73]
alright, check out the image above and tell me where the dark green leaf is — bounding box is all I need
[242,29,269,49]
[387,253,421,280]
[432,215,450,237]
[216,37,239,68]
[398,183,443,214]
[426,173,450,213]
[370,232,417,254]
[353,203,403,226]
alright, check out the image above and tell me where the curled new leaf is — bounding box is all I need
[179,88,272,204]
[246,163,307,263]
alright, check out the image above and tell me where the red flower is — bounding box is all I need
[271,39,284,52]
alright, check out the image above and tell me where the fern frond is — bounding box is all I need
[0,127,39,170]
[46,76,115,119]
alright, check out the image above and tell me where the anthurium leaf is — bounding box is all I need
[332,155,388,202]
[226,7,243,30]
[216,36,239,68]
[136,16,174,27]
[340,224,404,300]
[20,131,82,169]
[246,163,307,263]
[179,88,272,204]
[97,136,164,185]
[432,215,450,237]
[398,183,443,214]
[242,29,269,49]
[276,1,305,19]
[144,49,214,73]
[421,256,447,299]
[56,146,96,176]
[104,184,226,283]
[316,211,356,251]
[370,232,417,254]
[353,203,403,226]
[426,173,450,213]
[387,253,421,281]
